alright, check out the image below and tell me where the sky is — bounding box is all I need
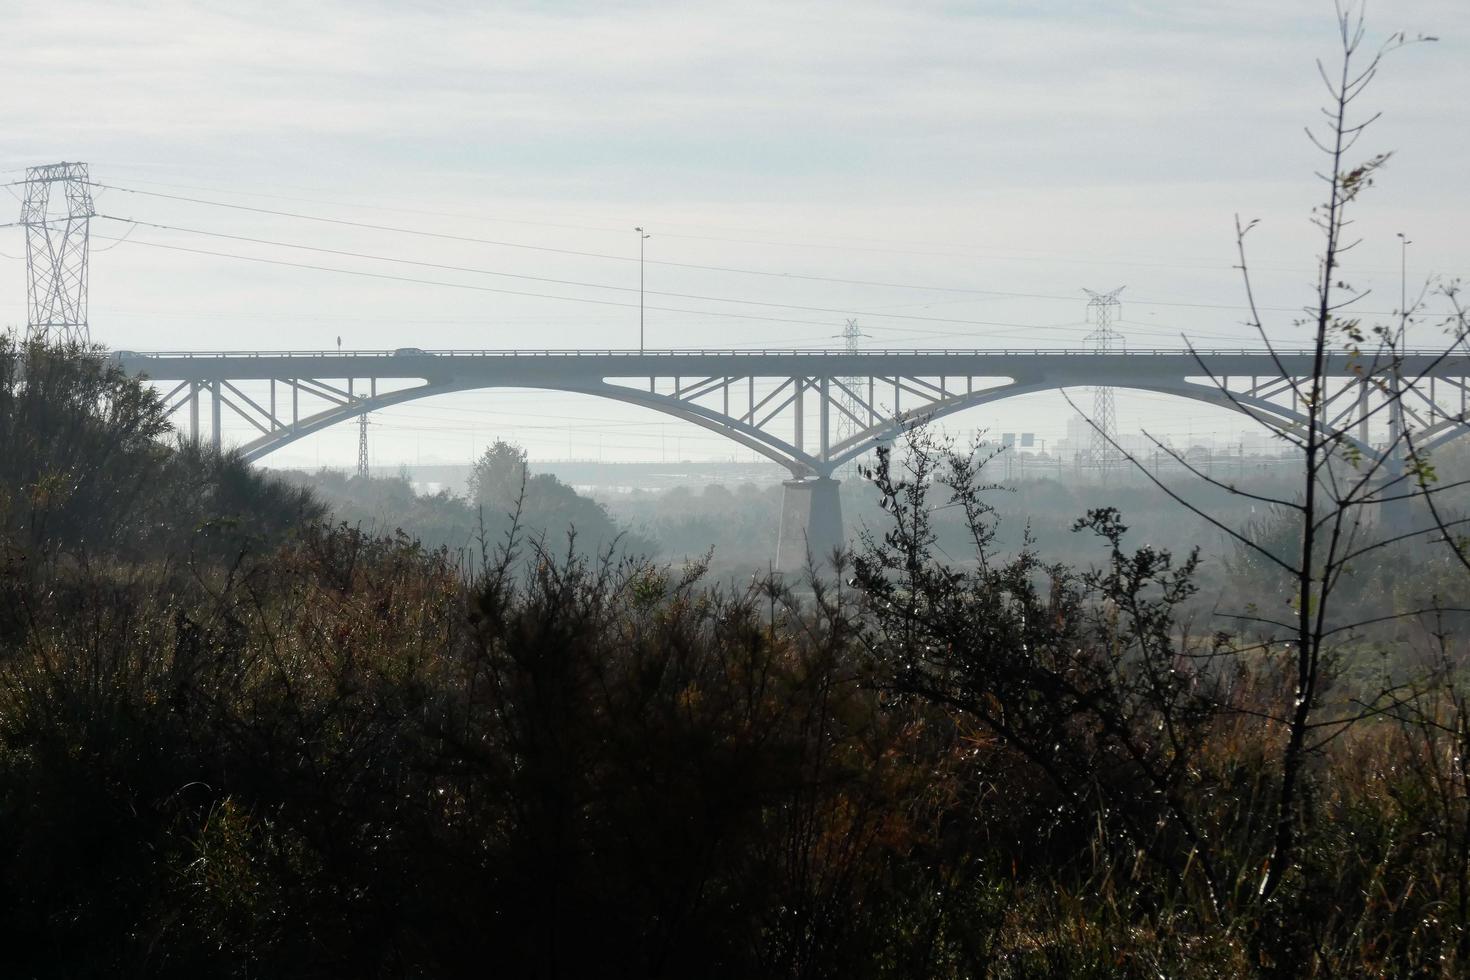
[2,0,1467,470]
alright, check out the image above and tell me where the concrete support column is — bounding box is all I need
[1383,374,1409,532]
[188,382,200,445]
[794,378,805,452]
[776,476,844,573]
[1357,379,1369,446]
[819,376,830,461]
[210,380,222,452]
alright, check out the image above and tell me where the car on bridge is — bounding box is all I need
[394,347,427,356]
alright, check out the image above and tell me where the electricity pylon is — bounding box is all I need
[1082,287,1125,471]
[20,162,95,345]
[358,413,371,479]
[834,318,867,476]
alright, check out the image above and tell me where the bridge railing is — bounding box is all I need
[118,347,1428,359]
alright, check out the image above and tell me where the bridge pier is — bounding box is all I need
[210,381,221,452]
[1382,386,1411,533]
[1381,456,1411,532]
[776,476,844,573]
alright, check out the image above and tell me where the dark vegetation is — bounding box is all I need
[4,9,1470,977]
[2,330,1469,977]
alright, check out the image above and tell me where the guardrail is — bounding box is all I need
[117,348,1443,359]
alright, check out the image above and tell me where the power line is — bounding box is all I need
[87,181,1407,317]
[90,182,676,264]
[96,173,636,235]
[95,213,655,294]
[96,230,1151,334]
[93,215,1144,330]
[82,175,1153,263]
[97,214,1376,340]
[100,171,1401,275]
[94,233,832,328]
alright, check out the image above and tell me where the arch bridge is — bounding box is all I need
[115,348,1470,569]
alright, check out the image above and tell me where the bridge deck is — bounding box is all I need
[116,348,1466,383]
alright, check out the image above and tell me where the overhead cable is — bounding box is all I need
[96,215,1163,331]
[88,182,1391,316]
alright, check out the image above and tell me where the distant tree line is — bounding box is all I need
[280,437,650,568]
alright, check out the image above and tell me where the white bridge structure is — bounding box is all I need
[116,347,1470,569]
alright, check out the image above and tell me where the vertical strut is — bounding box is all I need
[819,376,830,461]
[189,382,200,444]
[794,377,805,452]
[210,380,221,452]
[1357,378,1369,446]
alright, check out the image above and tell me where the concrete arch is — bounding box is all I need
[819,378,1374,469]
[1418,421,1470,457]
[237,379,823,475]
[235,374,1381,472]
[558,383,819,476]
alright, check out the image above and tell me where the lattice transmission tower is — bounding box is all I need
[358,413,371,479]
[1082,287,1125,470]
[20,162,95,345]
[834,318,867,476]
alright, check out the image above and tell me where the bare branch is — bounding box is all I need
[1139,428,1300,509]
[1060,389,1300,575]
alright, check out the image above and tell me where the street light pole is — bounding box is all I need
[1384,231,1413,531]
[1397,232,1412,331]
[634,226,651,352]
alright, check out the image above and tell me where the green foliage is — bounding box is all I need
[466,438,528,505]
[0,336,320,565]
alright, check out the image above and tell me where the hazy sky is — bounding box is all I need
[3,0,1467,468]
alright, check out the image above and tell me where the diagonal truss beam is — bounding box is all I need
[131,357,1470,477]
